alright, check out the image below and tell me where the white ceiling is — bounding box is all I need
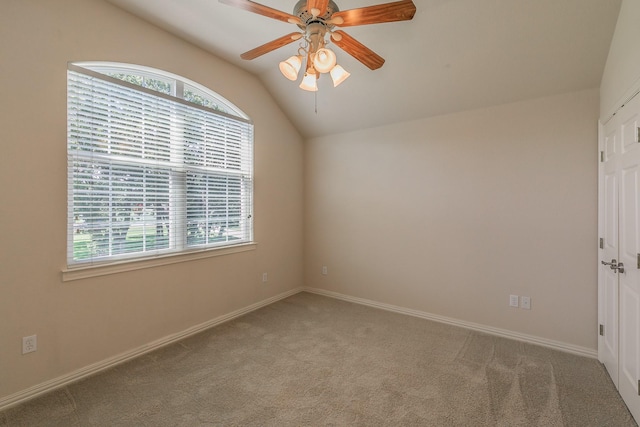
[105,0,621,139]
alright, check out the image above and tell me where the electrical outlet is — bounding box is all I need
[22,335,37,354]
[262,273,268,283]
[521,296,531,310]
[322,266,328,275]
[509,295,519,307]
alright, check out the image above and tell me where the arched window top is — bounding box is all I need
[73,61,249,120]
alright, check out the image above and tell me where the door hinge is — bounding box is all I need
[637,127,640,143]
[637,253,640,269]
[638,379,640,396]
[599,238,604,249]
[600,151,604,162]
[599,324,604,336]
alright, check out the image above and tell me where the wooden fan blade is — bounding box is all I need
[332,0,416,27]
[307,0,329,17]
[219,0,298,24]
[331,30,385,70]
[240,32,301,60]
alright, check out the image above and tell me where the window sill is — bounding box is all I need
[62,243,257,282]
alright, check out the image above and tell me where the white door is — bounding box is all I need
[600,116,619,386]
[599,92,640,422]
[617,93,640,420]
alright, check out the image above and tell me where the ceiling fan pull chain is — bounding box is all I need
[315,90,318,114]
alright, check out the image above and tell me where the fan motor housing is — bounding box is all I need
[293,0,339,27]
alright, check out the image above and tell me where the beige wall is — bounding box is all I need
[600,0,640,116]
[1,0,626,406]
[305,89,599,350]
[0,0,303,401]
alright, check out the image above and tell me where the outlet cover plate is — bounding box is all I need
[22,335,37,354]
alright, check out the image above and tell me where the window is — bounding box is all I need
[67,63,253,267]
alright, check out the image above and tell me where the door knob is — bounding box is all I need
[616,262,625,274]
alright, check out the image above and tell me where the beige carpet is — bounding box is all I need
[0,292,637,426]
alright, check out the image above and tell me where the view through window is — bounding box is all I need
[67,63,253,266]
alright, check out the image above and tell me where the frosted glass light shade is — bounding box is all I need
[330,65,350,87]
[313,48,337,74]
[299,72,318,91]
[279,55,302,81]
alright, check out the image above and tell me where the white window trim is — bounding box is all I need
[62,242,257,282]
[66,62,254,275]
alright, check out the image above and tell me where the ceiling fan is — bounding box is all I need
[219,0,417,91]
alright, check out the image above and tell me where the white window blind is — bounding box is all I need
[67,65,253,266]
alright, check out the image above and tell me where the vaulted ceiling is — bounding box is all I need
[105,0,621,138]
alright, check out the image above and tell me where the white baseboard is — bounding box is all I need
[0,287,304,412]
[303,287,598,359]
[2,285,597,411]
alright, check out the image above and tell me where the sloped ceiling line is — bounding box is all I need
[106,0,621,138]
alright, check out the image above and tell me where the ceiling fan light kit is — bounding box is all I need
[313,48,337,74]
[220,0,416,91]
[329,64,350,87]
[299,70,319,91]
[279,55,303,81]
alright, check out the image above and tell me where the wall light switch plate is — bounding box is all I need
[521,296,531,310]
[509,295,519,307]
